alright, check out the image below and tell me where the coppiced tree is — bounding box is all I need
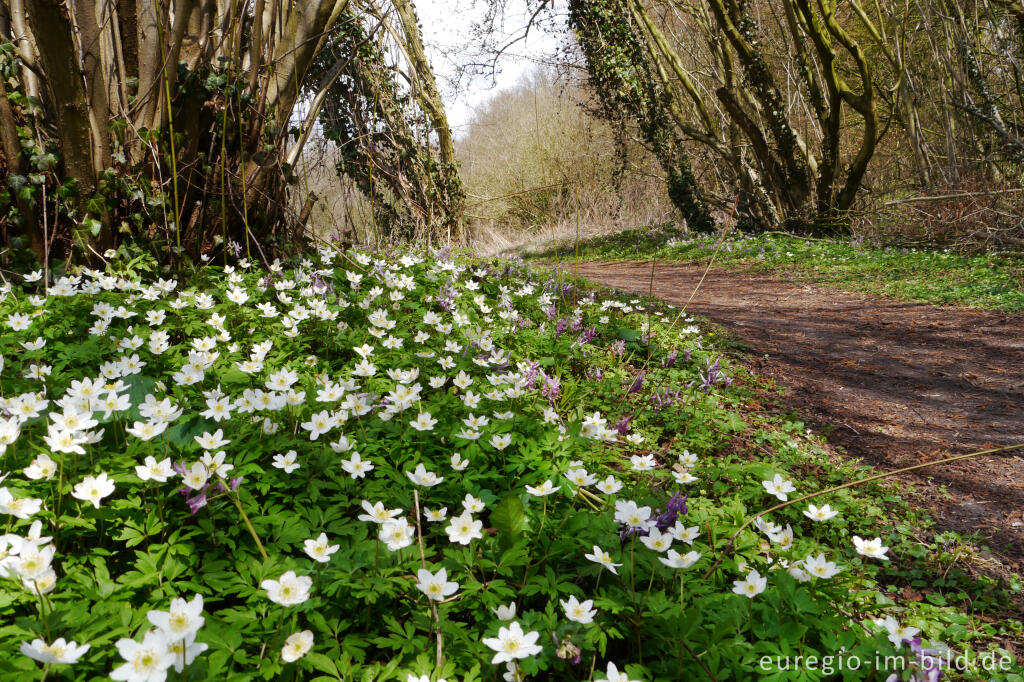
[312,0,465,245]
[560,0,1023,238]
[0,0,463,266]
[569,0,716,233]
[568,0,878,234]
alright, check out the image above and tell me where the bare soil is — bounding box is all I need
[568,260,1024,569]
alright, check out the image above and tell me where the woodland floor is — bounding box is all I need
[566,260,1024,571]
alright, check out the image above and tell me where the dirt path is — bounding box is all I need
[570,261,1024,566]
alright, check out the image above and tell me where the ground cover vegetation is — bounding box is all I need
[0,244,1020,681]
[529,227,1024,312]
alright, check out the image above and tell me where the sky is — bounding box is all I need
[416,0,563,135]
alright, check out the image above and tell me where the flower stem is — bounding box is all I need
[413,489,443,670]
[224,480,267,559]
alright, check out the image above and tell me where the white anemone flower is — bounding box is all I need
[303,533,340,563]
[379,518,415,551]
[803,553,841,579]
[762,474,796,501]
[19,637,90,664]
[261,571,312,606]
[600,662,642,682]
[71,472,115,508]
[584,545,622,575]
[357,500,402,524]
[341,452,374,479]
[110,629,174,682]
[405,464,443,487]
[525,480,559,497]
[281,630,314,662]
[272,450,300,473]
[415,567,459,601]
[804,504,840,522]
[732,570,767,598]
[445,511,483,545]
[659,549,701,569]
[146,593,205,642]
[852,536,890,560]
[560,595,597,624]
[481,622,542,664]
[135,456,175,483]
[492,602,516,621]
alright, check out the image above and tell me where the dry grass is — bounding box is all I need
[291,139,378,245]
[458,68,676,256]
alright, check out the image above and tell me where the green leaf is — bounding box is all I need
[166,414,217,447]
[219,367,252,389]
[616,327,642,342]
[305,652,340,677]
[489,494,526,549]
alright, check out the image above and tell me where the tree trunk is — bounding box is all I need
[25,0,111,248]
[0,73,43,260]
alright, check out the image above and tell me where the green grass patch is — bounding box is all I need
[530,227,1024,312]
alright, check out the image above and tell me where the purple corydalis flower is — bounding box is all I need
[650,386,681,412]
[700,357,733,391]
[626,371,646,395]
[522,361,541,388]
[541,373,561,404]
[186,492,207,515]
[662,350,678,368]
[666,492,688,515]
[619,526,644,543]
[908,638,946,682]
[614,416,632,435]
[437,282,456,313]
[554,317,569,339]
[311,273,333,300]
[654,492,688,531]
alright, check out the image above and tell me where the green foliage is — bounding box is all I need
[0,245,1017,681]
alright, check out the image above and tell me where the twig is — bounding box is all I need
[679,637,719,682]
[701,442,1024,580]
[413,490,443,670]
[882,188,1024,206]
[223,478,268,560]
